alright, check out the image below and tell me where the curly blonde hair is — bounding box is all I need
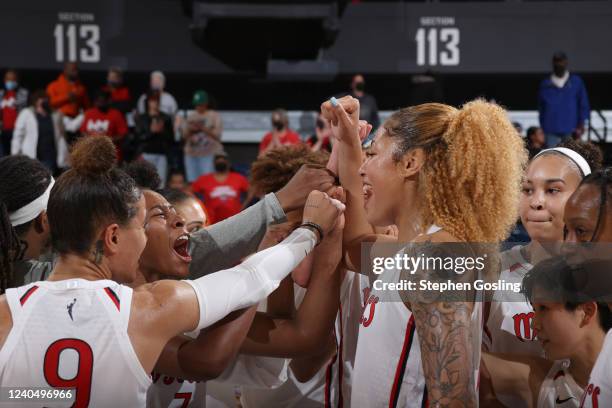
[250,145,329,195]
[384,100,527,242]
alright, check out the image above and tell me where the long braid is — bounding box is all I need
[0,202,22,293]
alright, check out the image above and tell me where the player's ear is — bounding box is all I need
[102,224,121,256]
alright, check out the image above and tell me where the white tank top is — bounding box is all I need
[0,279,151,408]
[538,360,583,408]
[580,329,612,408]
[485,246,542,408]
[351,226,483,408]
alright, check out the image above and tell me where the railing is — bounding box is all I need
[588,110,608,143]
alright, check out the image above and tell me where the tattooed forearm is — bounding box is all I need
[411,301,476,408]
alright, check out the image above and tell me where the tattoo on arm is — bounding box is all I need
[411,301,476,408]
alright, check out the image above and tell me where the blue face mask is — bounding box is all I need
[5,81,17,91]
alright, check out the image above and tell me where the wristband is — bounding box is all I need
[300,222,324,245]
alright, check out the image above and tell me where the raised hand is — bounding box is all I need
[275,165,336,212]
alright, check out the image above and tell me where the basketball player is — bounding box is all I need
[561,169,612,408]
[122,154,345,407]
[484,141,602,406]
[0,155,54,288]
[321,96,526,406]
[0,136,343,407]
[482,257,612,408]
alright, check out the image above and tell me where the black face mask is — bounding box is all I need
[553,64,567,77]
[272,121,284,131]
[354,82,365,92]
[215,162,229,172]
[41,101,51,113]
[316,119,325,130]
[98,103,110,113]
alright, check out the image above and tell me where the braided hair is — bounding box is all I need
[0,156,52,293]
[578,167,612,242]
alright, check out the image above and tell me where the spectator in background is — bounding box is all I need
[167,168,191,194]
[182,90,223,182]
[80,90,128,162]
[102,67,131,116]
[538,51,590,147]
[306,113,332,153]
[11,90,68,172]
[46,62,89,145]
[0,69,28,156]
[136,70,177,116]
[135,92,174,186]
[191,151,249,224]
[512,121,523,137]
[346,74,380,130]
[258,108,301,156]
[526,126,546,159]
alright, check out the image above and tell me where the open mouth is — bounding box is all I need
[173,234,192,262]
[363,184,373,202]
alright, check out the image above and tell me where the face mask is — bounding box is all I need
[41,101,51,113]
[272,121,284,131]
[354,82,365,92]
[108,80,121,88]
[553,64,567,77]
[215,162,228,172]
[316,119,325,130]
[98,103,110,113]
[4,81,17,91]
[67,73,78,81]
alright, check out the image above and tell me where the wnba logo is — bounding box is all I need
[513,312,536,341]
[360,287,379,327]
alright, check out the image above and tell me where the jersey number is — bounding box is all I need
[43,338,93,408]
[173,392,193,408]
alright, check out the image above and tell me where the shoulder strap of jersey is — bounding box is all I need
[0,285,43,373]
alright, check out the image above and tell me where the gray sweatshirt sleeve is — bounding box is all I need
[188,193,287,278]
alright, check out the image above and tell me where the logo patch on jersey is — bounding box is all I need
[67,298,77,321]
[556,396,574,404]
[360,287,379,327]
[512,311,536,341]
[580,383,600,407]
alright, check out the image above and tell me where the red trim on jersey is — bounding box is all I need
[104,287,120,310]
[389,315,416,408]
[509,263,522,273]
[421,386,429,408]
[337,304,344,407]
[553,370,566,380]
[19,285,39,305]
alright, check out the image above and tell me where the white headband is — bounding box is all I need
[9,178,55,227]
[534,147,591,177]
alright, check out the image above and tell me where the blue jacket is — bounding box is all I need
[538,74,590,135]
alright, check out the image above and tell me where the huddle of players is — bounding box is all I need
[0,94,610,408]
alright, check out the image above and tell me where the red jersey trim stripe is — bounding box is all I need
[19,285,39,305]
[389,315,416,408]
[104,287,120,310]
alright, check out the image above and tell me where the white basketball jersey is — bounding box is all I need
[485,246,542,407]
[538,360,583,408]
[0,279,151,408]
[352,230,483,408]
[485,245,541,355]
[580,329,612,408]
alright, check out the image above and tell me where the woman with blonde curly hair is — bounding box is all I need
[321,96,527,407]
